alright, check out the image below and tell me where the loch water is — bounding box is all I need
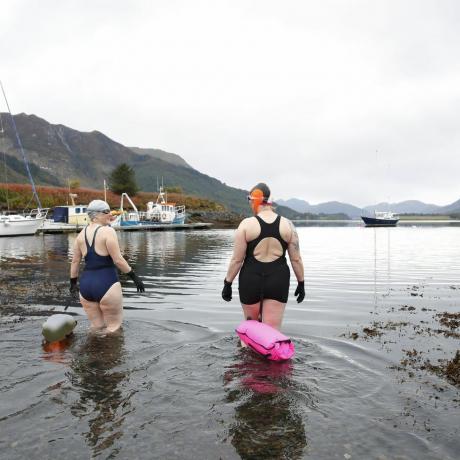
[1,224,460,459]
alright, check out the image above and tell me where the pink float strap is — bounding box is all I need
[236,319,295,361]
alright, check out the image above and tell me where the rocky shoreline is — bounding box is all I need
[187,210,243,227]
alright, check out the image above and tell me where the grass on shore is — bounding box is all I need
[0,183,226,212]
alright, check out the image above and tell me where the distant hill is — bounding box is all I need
[0,113,250,213]
[278,196,460,218]
[433,198,460,214]
[363,200,441,215]
[3,112,459,218]
[277,198,363,218]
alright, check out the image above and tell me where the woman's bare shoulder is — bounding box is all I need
[239,216,257,228]
[76,227,86,241]
[279,216,294,240]
[99,225,117,237]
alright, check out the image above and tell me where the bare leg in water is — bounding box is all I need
[80,282,123,333]
[100,283,123,333]
[240,299,286,346]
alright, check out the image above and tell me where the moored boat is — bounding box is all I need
[0,81,48,236]
[361,211,399,227]
[112,188,186,228]
[0,208,48,236]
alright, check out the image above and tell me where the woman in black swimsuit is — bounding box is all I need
[222,183,305,330]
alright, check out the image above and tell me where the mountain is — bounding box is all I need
[437,199,460,215]
[129,146,193,169]
[363,200,441,214]
[3,112,459,218]
[277,198,363,218]
[276,198,312,213]
[278,196,460,218]
[0,113,250,213]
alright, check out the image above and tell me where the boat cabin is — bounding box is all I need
[53,205,89,225]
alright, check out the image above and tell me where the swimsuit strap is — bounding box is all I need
[90,226,102,248]
[84,225,102,250]
[255,215,281,238]
[84,226,90,249]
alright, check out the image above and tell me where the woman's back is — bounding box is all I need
[243,211,292,263]
[76,225,111,258]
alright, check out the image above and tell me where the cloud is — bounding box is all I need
[2,0,460,206]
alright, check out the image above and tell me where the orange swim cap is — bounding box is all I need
[248,183,271,214]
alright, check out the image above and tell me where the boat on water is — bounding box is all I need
[0,81,48,237]
[42,193,89,231]
[0,208,48,236]
[112,188,186,228]
[361,211,399,227]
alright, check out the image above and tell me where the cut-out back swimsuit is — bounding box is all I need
[79,226,119,302]
[238,215,290,304]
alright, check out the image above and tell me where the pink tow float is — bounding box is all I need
[236,320,295,361]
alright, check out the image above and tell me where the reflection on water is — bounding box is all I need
[225,352,307,460]
[68,332,128,457]
[1,227,460,459]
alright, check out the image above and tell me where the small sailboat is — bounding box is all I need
[0,81,48,237]
[0,209,48,236]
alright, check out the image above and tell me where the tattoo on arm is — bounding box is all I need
[289,221,300,253]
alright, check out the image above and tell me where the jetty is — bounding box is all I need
[39,221,212,234]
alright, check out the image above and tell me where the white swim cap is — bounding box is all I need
[87,199,110,212]
[87,200,110,220]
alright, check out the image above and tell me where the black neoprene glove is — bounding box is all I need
[69,277,79,297]
[222,279,232,302]
[294,281,305,303]
[127,270,145,293]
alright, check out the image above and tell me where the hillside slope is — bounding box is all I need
[0,113,249,213]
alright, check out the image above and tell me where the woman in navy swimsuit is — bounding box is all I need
[70,200,144,333]
[222,183,305,331]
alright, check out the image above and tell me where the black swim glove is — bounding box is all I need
[294,281,305,303]
[222,279,232,302]
[69,277,79,298]
[127,270,145,293]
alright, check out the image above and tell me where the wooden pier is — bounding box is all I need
[39,221,213,234]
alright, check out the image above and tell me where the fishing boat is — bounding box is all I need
[112,187,186,228]
[361,211,399,227]
[0,81,48,237]
[41,193,89,233]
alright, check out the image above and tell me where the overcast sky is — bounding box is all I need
[2,1,460,206]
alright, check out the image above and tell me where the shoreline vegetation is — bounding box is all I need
[2,183,460,225]
[0,183,243,226]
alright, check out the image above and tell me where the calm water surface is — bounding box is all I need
[1,225,460,459]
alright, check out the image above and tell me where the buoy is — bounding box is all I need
[42,314,77,343]
[236,320,295,361]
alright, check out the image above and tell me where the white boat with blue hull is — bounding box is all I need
[361,211,399,227]
[112,188,186,229]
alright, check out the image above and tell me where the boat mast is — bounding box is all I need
[0,81,42,209]
[0,111,11,211]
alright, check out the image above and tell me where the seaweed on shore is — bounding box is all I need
[436,312,460,330]
[342,301,460,389]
